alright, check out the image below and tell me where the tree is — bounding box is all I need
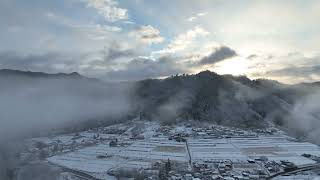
[158,167,167,180]
[39,149,48,160]
[35,142,46,150]
[165,159,171,174]
[52,144,59,153]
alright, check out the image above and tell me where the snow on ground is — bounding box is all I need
[31,134,77,145]
[29,131,115,146]
[47,137,188,178]
[188,135,320,165]
[120,138,188,162]
[274,174,320,180]
[45,121,320,179]
[172,126,193,135]
[48,144,126,173]
[141,122,160,139]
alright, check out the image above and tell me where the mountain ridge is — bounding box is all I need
[2,68,319,86]
[0,69,95,81]
[1,68,319,142]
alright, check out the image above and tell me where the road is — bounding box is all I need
[267,163,320,179]
[185,140,192,165]
[60,166,102,180]
[47,161,102,180]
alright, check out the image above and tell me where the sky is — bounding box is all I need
[0,0,320,83]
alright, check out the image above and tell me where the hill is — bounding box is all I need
[132,71,320,142]
[1,69,319,143]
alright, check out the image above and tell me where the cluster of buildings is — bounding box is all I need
[16,121,320,180]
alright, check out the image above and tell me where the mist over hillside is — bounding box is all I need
[133,71,320,142]
[0,69,133,142]
[0,69,319,144]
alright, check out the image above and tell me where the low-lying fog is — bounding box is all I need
[0,76,132,142]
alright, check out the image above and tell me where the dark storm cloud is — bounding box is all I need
[104,48,135,61]
[102,42,138,62]
[104,46,239,81]
[105,56,185,81]
[247,54,258,59]
[198,46,237,65]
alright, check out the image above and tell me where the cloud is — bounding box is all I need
[129,25,164,45]
[187,16,197,22]
[198,46,237,65]
[76,24,122,41]
[247,53,320,83]
[0,51,84,74]
[197,12,207,16]
[86,0,128,22]
[264,65,320,79]
[46,12,122,41]
[103,45,136,61]
[0,0,125,54]
[247,54,258,59]
[105,56,186,81]
[187,12,207,22]
[154,26,209,54]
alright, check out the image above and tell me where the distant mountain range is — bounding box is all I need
[0,69,93,80]
[1,69,319,142]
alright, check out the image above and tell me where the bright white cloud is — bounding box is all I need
[212,57,250,76]
[129,25,164,45]
[86,0,128,22]
[197,12,207,16]
[154,26,210,54]
[187,16,197,22]
[187,12,207,22]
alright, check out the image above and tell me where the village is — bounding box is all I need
[18,121,320,180]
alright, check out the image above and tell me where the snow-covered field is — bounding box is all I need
[48,137,188,174]
[188,138,247,162]
[120,137,188,162]
[43,122,320,179]
[188,136,319,165]
[48,144,126,173]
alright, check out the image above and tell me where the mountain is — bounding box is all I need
[132,71,320,135]
[1,69,319,180]
[0,69,131,140]
[0,69,79,77]
[133,71,274,127]
[1,69,319,142]
[0,69,95,80]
